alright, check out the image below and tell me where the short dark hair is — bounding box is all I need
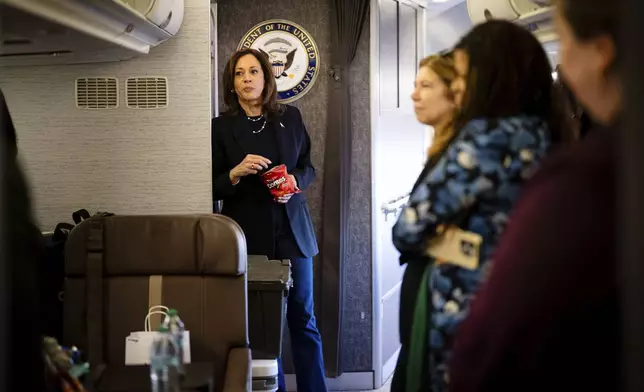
[559,0,620,65]
[559,0,619,41]
[454,20,574,145]
[222,48,283,118]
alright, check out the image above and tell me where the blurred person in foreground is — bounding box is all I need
[450,0,620,391]
[1,90,47,391]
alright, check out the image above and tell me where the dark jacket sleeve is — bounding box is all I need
[290,107,316,191]
[212,117,236,201]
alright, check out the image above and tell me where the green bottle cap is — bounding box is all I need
[157,325,170,333]
[167,309,178,316]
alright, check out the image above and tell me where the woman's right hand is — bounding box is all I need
[229,154,272,185]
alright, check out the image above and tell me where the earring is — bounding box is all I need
[231,89,234,92]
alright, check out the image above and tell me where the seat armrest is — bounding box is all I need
[223,347,251,392]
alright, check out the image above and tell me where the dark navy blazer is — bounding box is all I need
[211,105,319,258]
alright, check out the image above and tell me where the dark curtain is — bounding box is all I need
[621,0,644,391]
[319,0,369,377]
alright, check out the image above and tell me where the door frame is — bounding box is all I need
[210,1,218,118]
[370,0,427,388]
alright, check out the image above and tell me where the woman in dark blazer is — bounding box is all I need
[212,49,326,392]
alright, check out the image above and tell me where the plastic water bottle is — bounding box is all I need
[162,309,186,376]
[149,326,181,392]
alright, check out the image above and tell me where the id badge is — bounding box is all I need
[426,226,482,270]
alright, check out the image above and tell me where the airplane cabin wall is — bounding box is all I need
[0,2,213,230]
[426,2,472,55]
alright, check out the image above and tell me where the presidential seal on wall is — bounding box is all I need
[238,20,320,103]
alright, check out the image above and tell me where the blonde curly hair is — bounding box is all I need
[419,53,458,166]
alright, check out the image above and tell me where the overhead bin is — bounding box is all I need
[466,0,557,44]
[0,0,184,67]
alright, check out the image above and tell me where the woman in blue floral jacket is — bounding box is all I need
[390,20,574,392]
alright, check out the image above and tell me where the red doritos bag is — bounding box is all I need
[261,164,300,200]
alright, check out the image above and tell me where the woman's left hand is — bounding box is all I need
[277,193,294,204]
[276,175,298,203]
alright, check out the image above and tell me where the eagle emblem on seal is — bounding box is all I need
[258,37,297,79]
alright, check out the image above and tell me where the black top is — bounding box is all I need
[240,114,280,171]
[212,105,319,259]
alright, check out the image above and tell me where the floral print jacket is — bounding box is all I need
[393,116,550,391]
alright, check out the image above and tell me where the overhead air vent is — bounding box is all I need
[75,77,119,109]
[125,77,169,109]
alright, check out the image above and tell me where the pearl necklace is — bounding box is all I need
[247,114,267,134]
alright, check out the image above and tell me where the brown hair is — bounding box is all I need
[222,48,283,118]
[559,0,620,68]
[454,20,576,146]
[419,53,458,165]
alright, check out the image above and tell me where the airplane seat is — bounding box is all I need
[63,214,251,392]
